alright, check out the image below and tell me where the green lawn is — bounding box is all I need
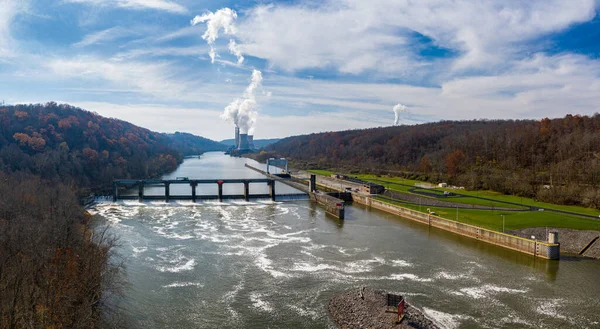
[307,169,336,176]
[354,174,426,187]
[363,178,526,209]
[357,175,600,217]
[442,188,600,217]
[309,170,600,221]
[377,197,600,232]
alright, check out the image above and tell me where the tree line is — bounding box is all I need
[267,114,600,209]
[0,172,124,328]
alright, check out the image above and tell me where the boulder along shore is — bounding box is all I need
[509,227,600,259]
[329,287,439,329]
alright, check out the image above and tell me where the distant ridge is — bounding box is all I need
[220,137,280,149]
[267,115,600,210]
[167,132,227,156]
[0,102,225,191]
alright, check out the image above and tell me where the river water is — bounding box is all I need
[90,152,600,329]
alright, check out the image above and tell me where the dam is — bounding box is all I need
[90,152,600,329]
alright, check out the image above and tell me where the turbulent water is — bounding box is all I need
[90,152,600,329]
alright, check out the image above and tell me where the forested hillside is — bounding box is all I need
[220,137,280,149]
[0,102,220,192]
[268,115,600,208]
[0,173,121,328]
[0,102,226,327]
[167,132,227,156]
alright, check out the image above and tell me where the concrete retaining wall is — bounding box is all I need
[245,164,345,219]
[352,194,560,260]
[310,192,345,219]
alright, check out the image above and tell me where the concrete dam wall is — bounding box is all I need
[352,194,560,260]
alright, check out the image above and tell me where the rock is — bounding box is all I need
[509,227,600,258]
[328,287,439,329]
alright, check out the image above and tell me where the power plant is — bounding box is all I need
[238,133,249,150]
[229,127,256,155]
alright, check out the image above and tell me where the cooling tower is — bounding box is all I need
[238,133,249,150]
[235,126,240,149]
[247,135,255,149]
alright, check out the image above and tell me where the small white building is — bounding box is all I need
[438,182,448,188]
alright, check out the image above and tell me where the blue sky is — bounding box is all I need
[1,0,600,140]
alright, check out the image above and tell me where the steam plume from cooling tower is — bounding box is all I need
[228,39,244,64]
[393,103,408,125]
[191,8,244,64]
[221,70,263,134]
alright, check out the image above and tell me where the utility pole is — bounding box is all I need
[501,214,505,233]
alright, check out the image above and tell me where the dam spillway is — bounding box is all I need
[90,153,600,328]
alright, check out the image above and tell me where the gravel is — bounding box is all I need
[509,227,600,258]
[328,287,439,329]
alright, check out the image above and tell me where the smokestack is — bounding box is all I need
[235,126,240,149]
[238,133,249,150]
[247,135,254,149]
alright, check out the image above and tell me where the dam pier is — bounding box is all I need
[113,178,306,202]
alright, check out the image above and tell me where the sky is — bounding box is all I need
[1,0,600,140]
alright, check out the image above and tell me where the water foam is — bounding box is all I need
[156,258,196,273]
[455,284,528,299]
[422,307,471,329]
[250,292,274,312]
[535,298,566,320]
[163,282,204,288]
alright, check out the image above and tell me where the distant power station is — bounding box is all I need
[233,127,255,151]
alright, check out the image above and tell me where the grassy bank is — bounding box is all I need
[377,196,600,232]
[352,174,600,217]
[307,169,336,176]
[307,169,600,231]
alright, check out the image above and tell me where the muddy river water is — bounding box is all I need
[90,152,600,328]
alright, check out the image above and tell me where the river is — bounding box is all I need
[89,152,600,328]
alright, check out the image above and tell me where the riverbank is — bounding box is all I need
[329,287,438,329]
[510,228,600,259]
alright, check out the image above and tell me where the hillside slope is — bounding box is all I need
[167,132,227,155]
[268,115,600,208]
[0,102,217,191]
[220,137,280,149]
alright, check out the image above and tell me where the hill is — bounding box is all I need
[267,115,600,209]
[0,102,218,192]
[166,132,227,155]
[220,137,280,149]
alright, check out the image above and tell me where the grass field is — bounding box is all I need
[357,175,600,217]
[441,188,600,217]
[377,197,600,232]
[307,169,600,230]
[307,169,335,176]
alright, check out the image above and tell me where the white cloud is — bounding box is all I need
[113,46,208,60]
[73,26,136,47]
[236,0,597,74]
[67,101,229,138]
[0,0,28,59]
[63,0,188,14]
[46,57,192,99]
[64,101,385,140]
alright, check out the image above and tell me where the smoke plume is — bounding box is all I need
[393,103,408,125]
[221,70,263,134]
[228,39,244,64]
[191,8,239,63]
